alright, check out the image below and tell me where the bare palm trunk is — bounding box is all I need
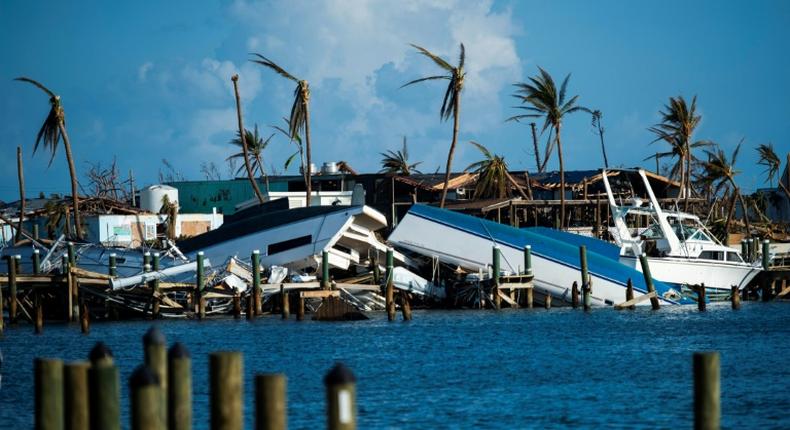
[731,180,751,235]
[598,124,608,168]
[304,96,313,207]
[231,75,265,204]
[439,92,461,208]
[530,122,541,172]
[59,123,82,239]
[678,156,686,204]
[556,124,566,230]
[723,190,736,238]
[16,146,25,243]
[256,154,270,193]
[684,149,691,211]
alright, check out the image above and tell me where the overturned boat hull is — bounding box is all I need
[389,204,685,306]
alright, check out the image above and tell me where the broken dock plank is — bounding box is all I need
[614,290,657,309]
[300,290,340,299]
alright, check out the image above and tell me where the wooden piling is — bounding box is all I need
[80,301,90,334]
[693,352,720,430]
[68,242,76,266]
[210,352,243,430]
[34,294,43,334]
[130,365,164,430]
[233,296,241,319]
[64,361,90,430]
[580,246,591,311]
[246,295,254,320]
[523,245,532,277]
[35,358,64,430]
[33,223,39,240]
[638,254,661,310]
[626,279,635,310]
[324,363,357,430]
[88,342,120,430]
[33,248,41,275]
[697,284,707,312]
[730,286,740,310]
[322,250,331,290]
[544,293,552,309]
[401,292,412,321]
[281,285,290,319]
[297,296,305,321]
[15,254,22,274]
[0,270,3,334]
[386,248,395,322]
[168,343,192,430]
[571,281,579,309]
[252,250,262,315]
[151,253,161,318]
[7,255,17,323]
[526,285,533,309]
[143,327,167,424]
[762,239,770,270]
[492,246,501,310]
[196,252,206,319]
[63,255,73,322]
[109,253,117,277]
[255,373,287,430]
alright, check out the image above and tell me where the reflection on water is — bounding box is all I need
[1,303,788,428]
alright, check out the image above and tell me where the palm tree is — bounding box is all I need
[231,74,265,204]
[757,142,790,199]
[648,96,705,210]
[15,77,82,239]
[402,43,465,208]
[504,116,542,172]
[510,67,589,229]
[591,110,609,168]
[251,54,313,205]
[227,124,275,192]
[380,136,422,176]
[465,141,529,200]
[644,135,710,183]
[272,117,308,190]
[701,142,750,237]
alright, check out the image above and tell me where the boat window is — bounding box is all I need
[268,235,312,255]
[698,251,724,261]
[690,230,712,242]
[672,224,698,240]
[640,225,664,239]
[726,252,743,263]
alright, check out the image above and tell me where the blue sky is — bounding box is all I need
[1,0,789,201]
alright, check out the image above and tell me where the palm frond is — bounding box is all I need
[15,77,56,98]
[409,44,453,71]
[249,53,298,81]
[400,75,449,88]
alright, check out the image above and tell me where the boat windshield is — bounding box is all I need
[640,224,664,239]
[671,224,702,241]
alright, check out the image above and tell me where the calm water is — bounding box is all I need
[1,303,789,429]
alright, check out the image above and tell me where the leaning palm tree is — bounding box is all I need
[402,43,465,208]
[227,124,275,192]
[648,96,704,210]
[701,142,750,237]
[644,135,710,184]
[510,67,589,229]
[380,136,422,176]
[757,142,790,199]
[230,74,265,204]
[465,141,529,200]
[251,54,313,205]
[591,110,609,168]
[15,77,82,239]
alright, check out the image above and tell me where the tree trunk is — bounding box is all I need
[598,124,608,169]
[723,189,737,238]
[16,146,26,243]
[530,122,541,173]
[439,90,461,208]
[684,145,691,211]
[556,124,566,230]
[732,180,751,235]
[256,154,270,193]
[303,91,312,207]
[678,155,686,205]
[59,123,82,240]
[231,75,265,204]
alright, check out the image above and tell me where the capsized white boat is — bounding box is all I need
[388,204,687,306]
[602,169,761,299]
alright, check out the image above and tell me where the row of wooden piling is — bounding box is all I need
[34,326,358,430]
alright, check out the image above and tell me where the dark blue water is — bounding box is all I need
[1,303,789,429]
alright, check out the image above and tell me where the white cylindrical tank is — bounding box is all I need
[321,161,339,175]
[140,185,179,213]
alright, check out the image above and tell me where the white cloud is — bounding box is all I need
[138,62,154,82]
[181,58,263,103]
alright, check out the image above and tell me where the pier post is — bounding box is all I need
[386,248,395,321]
[746,238,754,263]
[81,301,90,335]
[526,284,533,309]
[34,294,43,334]
[233,296,241,319]
[7,255,17,323]
[89,343,120,430]
[62,254,73,322]
[580,246,591,311]
[255,373,287,430]
[281,285,290,319]
[740,240,747,262]
[730,286,740,310]
[322,250,331,290]
[143,252,151,272]
[252,250,262,315]
[0,269,3,334]
[761,239,770,270]
[168,343,192,430]
[151,253,161,318]
[324,363,357,430]
[196,252,205,319]
[571,281,579,309]
[68,242,76,266]
[109,253,117,277]
[523,245,532,277]
[144,327,167,424]
[35,358,64,430]
[33,223,39,240]
[492,246,501,310]
[697,284,707,312]
[297,295,305,321]
[246,294,254,320]
[210,351,243,430]
[638,254,661,310]
[33,248,41,274]
[401,292,412,321]
[626,279,635,310]
[14,254,21,274]
[130,365,164,430]
[693,352,720,430]
[64,361,90,430]
[544,293,551,309]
